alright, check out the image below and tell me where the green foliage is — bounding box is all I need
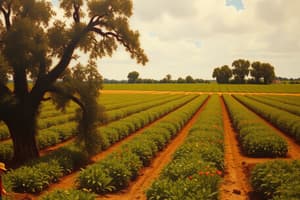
[147,95,224,200]
[212,65,232,84]
[224,95,288,157]
[234,95,300,143]
[41,189,96,200]
[4,161,63,193]
[232,59,250,83]
[127,71,139,83]
[250,160,300,199]
[78,95,208,194]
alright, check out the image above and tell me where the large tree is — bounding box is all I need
[250,61,275,84]
[127,71,139,83]
[212,65,232,83]
[232,59,250,83]
[261,63,275,84]
[250,61,263,83]
[0,0,148,164]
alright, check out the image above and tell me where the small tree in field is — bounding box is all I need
[0,0,148,164]
[232,59,250,84]
[212,65,232,83]
[127,71,139,83]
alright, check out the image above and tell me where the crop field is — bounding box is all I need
[1,87,300,200]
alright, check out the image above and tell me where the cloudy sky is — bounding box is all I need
[52,0,300,80]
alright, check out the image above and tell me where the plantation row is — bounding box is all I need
[2,95,198,194]
[246,95,300,116]
[0,94,182,141]
[0,95,185,162]
[104,83,300,93]
[234,95,300,142]
[223,95,288,157]
[250,160,300,199]
[147,95,224,199]
[77,95,208,193]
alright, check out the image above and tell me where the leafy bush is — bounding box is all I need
[147,95,224,200]
[78,95,208,194]
[234,95,300,143]
[224,95,288,157]
[250,160,300,199]
[41,189,96,200]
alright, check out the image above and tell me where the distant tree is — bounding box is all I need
[261,63,275,84]
[0,0,147,164]
[127,71,139,83]
[232,59,250,83]
[161,74,172,83]
[185,75,194,83]
[250,62,275,84]
[177,77,186,83]
[250,61,263,83]
[166,74,172,82]
[212,65,232,83]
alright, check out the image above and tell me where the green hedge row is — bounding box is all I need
[247,95,300,116]
[77,95,208,194]
[250,160,300,200]
[146,95,224,200]
[41,189,96,200]
[104,94,177,111]
[101,94,183,124]
[264,95,300,107]
[223,95,288,157]
[97,95,197,151]
[234,95,300,143]
[3,145,89,193]
[3,95,198,193]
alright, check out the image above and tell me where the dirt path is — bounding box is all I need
[100,97,210,200]
[102,90,300,96]
[32,97,199,199]
[39,137,75,156]
[220,97,253,200]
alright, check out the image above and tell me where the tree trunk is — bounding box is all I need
[6,103,39,165]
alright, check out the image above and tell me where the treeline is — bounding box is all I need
[212,59,276,84]
[104,72,209,84]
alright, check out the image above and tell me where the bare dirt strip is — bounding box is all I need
[219,96,300,200]
[27,96,201,200]
[102,90,300,96]
[100,97,210,200]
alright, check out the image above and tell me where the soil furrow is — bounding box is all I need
[100,96,210,200]
[220,97,252,200]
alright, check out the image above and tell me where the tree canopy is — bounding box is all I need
[232,59,250,83]
[212,65,232,84]
[127,71,139,83]
[212,59,276,84]
[0,0,148,164]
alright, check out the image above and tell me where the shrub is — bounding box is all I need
[41,189,96,200]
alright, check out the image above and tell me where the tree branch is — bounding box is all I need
[47,86,85,113]
[0,1,12,30]
[90,27,133,54]
[73,3,80,23]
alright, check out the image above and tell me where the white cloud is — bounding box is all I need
[49,0,300,79]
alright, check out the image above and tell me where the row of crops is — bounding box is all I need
[0,93,300,199]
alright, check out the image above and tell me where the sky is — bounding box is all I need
[51,0,300,80]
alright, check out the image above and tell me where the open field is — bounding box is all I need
[1,86,300,200]
[103,83,300,93]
